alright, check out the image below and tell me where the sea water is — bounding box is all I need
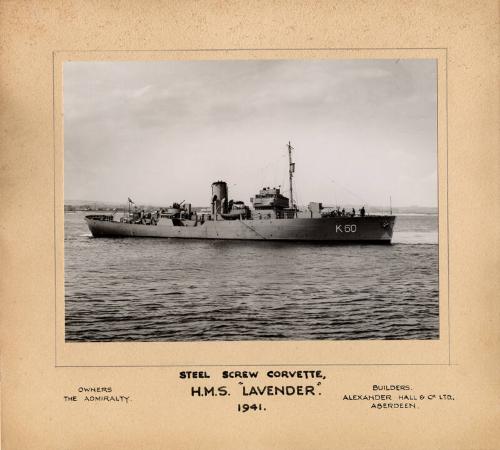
[64,212,439,341]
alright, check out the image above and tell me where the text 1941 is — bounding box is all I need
[237,403,265,412]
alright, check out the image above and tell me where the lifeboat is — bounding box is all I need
[221,201,250,220]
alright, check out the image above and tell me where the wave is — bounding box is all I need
[392,232,438,245]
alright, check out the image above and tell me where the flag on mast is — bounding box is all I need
[128,197,134,204]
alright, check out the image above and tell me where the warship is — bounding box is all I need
[85,143,396,243]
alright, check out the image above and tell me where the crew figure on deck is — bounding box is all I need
[360,206,366,217]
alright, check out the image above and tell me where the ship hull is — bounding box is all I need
[85,216,396,243]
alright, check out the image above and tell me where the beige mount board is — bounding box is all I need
[1,1,498,449]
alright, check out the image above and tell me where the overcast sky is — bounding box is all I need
[64,59,437,207]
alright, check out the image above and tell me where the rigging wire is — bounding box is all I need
[330,178,367,206]
[257,152,287,190]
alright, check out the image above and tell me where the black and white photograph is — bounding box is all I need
[64,58,439,342]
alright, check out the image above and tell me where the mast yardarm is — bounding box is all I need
[288,141,295,208]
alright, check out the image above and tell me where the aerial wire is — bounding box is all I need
[330,178,367,206]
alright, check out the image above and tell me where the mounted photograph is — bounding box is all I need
[64,58,438,342]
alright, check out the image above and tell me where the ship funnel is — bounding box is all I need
[211,181,228,216]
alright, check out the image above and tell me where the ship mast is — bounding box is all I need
[288,141,295,208]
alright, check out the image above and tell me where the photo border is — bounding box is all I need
[55,48,449,368]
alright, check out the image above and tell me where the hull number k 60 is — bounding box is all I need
[336,224,357,233]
